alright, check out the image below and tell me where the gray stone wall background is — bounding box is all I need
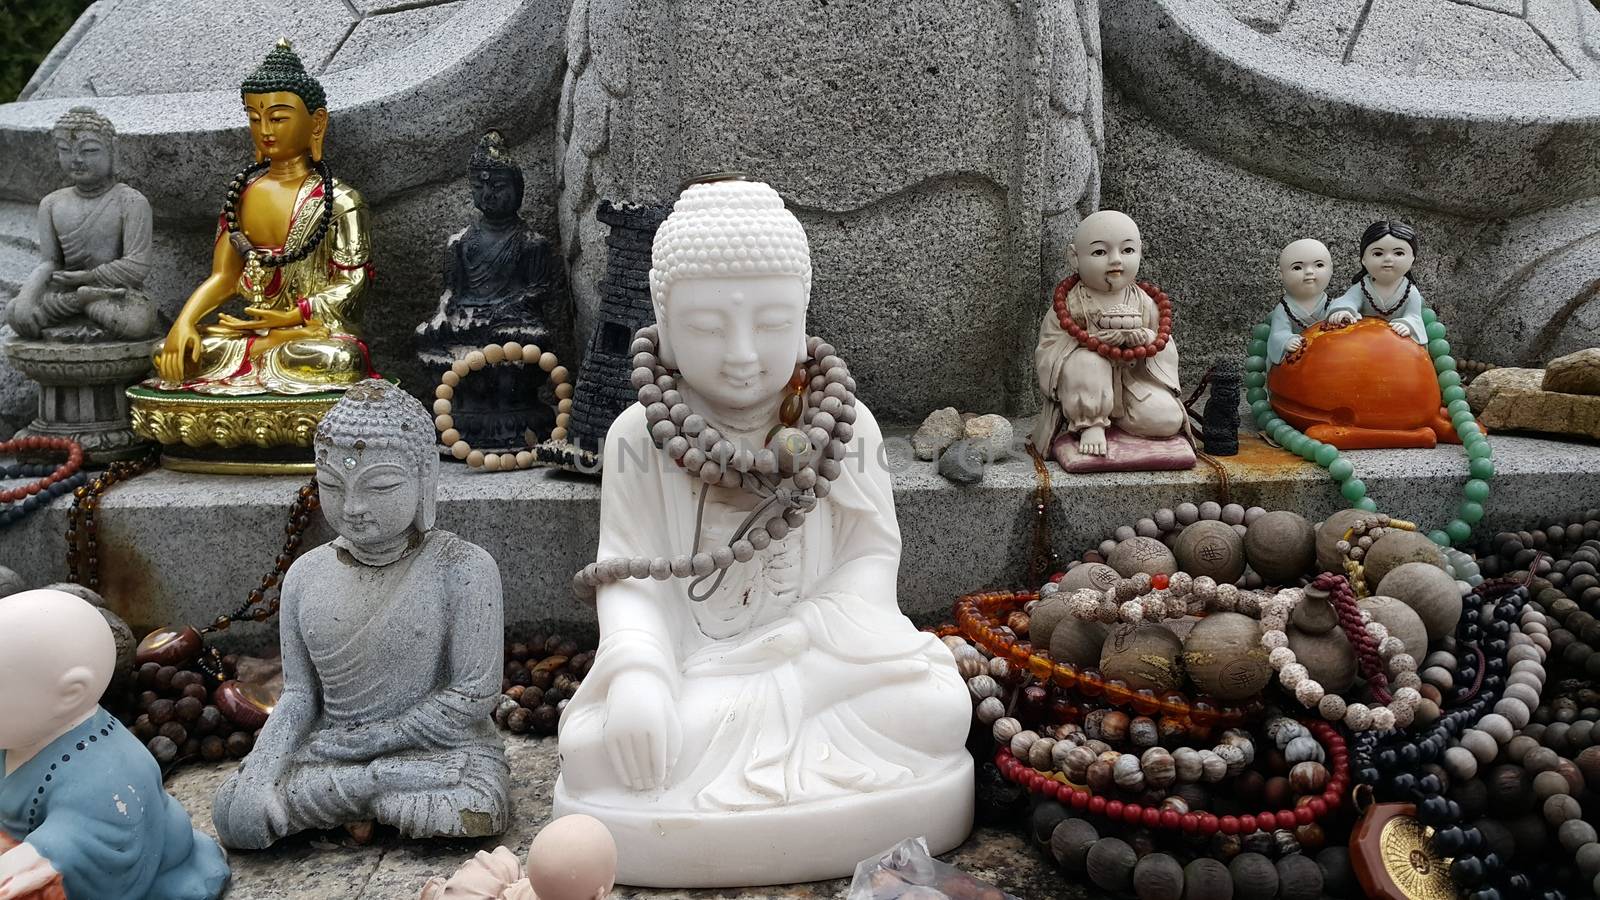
[556,0,1103,424]
[2,0,1598,442]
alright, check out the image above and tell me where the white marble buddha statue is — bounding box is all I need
[211,379,510,849]
[553,177,973,888]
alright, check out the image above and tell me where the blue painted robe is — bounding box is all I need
[1326,277,1428,346]
[0,708,229,900]
[1267,293,1329,366]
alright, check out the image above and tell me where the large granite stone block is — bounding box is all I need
[6,429,1597,649]
[557,0,1104,424]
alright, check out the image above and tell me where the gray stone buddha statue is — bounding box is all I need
[6,107,160,343]
[415,131,565,451]
[2,107,162,461]
[211,379,510,849]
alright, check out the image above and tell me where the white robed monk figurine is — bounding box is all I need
[1030,210,1192,471]
[553,177,972,888]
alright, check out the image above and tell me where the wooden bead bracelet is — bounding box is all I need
[432,340,573,470]
[1053,274,1173,361]
[994,718,1350,837]
[953,590,1263,727]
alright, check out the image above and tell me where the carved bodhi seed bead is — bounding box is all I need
[1174,520,1246,584]
[1362,530,1446,589]
[1108,536,1179,578]
[1183,612,1270,701]
[1101,623,1184,692]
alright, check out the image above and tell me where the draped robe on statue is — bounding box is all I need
[152,172,377,395]
[1326,277,1428,346]
[554,401,973,884]
[1030,282,1184,451]
[0,708,229,900]
[212,531,509,847]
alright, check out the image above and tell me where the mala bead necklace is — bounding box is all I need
[0,436,86,529]
[574,330,857,602]
[223,158,335,305]
[66,450,159,589]
[1046,570,1267,626]
[954,590,1265,727]
[995,717,1350,839]
[432,340,575,468]
[1052,274,1174,361]
[1352,583,1560,900]
[1261,575,1423,731]
[1243,306,1494,548]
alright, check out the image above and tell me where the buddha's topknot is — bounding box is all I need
[648,178,811,307]
[241,38,327,113]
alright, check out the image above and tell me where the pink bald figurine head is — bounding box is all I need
[525,815,617,900]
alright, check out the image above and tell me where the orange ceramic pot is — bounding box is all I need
[1268,317,1460,450]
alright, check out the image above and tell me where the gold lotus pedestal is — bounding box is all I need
[127,386,341,475]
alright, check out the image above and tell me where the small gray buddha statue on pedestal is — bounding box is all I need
[3,107,163,460]
[211,379,510,849]
[416,131,566,452]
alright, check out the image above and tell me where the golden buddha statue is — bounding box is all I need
[130,39,376,471]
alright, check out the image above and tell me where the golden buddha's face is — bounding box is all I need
[316,446,421,547]
[243,91,326,163]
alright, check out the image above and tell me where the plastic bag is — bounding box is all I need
[846,837,1020,900]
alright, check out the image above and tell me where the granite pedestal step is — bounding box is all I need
[3,427,1598,647]
[168,737,1076,900]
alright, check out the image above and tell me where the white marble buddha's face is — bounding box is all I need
[54,131,113,193]
[661,275,807,416]
[317,446,422,548]
[1279,239,1332,302]
[1070,210,1142,293]
[0,591,112,752]
[1362,233,1414,285]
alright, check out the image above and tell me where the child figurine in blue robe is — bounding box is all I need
[0,589,229,900]
[1266,238,1334,367]
[1325,220,1429,344]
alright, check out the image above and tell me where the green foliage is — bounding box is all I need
[0,0,95,102]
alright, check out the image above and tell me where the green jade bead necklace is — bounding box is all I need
[1243,307,1494,548]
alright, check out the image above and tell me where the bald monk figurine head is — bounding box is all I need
[0,590,229,900]
[1067,210,1142,297]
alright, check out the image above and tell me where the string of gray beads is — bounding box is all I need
[572,329,858,600]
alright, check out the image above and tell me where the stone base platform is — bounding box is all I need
[4,427,1599,647]
[168,737,1071,900]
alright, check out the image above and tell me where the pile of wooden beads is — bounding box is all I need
[1261,576,1423,731]
[953,590,1264,727]
[433,340,573,470]
[995,717,1350,839]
